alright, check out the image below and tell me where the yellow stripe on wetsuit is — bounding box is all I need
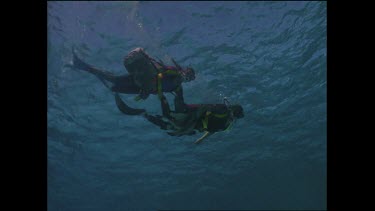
[157,70,181,99]
[202,111,232,131]
[164,70,180,75]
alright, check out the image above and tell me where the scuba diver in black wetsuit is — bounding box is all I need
[69,46,244,144]
[68,47,195,114]
[115,91,244,144]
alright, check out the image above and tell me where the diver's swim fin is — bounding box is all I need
[115,93,146,115]
[71,47,93,71]
[144,114,171,130]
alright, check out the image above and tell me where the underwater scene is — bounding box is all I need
[47,1,327,210]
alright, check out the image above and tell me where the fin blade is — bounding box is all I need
[115,93,145,115]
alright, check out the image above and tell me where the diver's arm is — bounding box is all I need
[171,57,182,70]
[194,131,214,144]
[160,95,172,119]
[150,57,166,69]
[173,86,187,113]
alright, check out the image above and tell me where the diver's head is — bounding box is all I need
[180,67,196,82]
[229,105,244,119]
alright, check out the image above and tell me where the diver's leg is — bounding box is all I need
[110,75,141,94]
[87,67,118,84]
[72,49,118,83]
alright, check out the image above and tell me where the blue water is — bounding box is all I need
[47,1,327,211]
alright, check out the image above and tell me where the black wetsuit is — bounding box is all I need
[144,95,234,136]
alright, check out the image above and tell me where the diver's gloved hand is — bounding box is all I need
[71,47,93,70]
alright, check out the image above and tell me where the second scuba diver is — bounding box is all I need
[69,46,244,144]
[115,92,244,144]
